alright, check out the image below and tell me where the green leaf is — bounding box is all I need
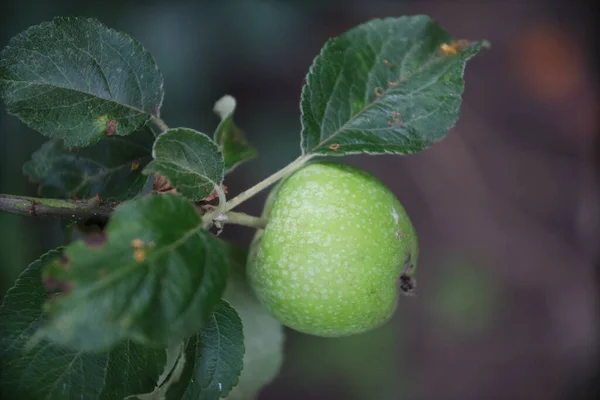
[157,343,186,387]
[144,128,225,201]
[300,15,484,156]
[213,95,258,173]
[165,300,244,400]
[0,249,166,400]
[33,194,227,352]
[128,342,186,400]
[0,17,164,146]
[23,127,154,201]
[222,244,284,400]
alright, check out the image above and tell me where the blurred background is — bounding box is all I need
[1,0,598,399]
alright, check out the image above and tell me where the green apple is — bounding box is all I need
[223,244,285,400]
[247,160,418,337]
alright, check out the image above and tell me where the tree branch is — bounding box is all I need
[0,194,116,223]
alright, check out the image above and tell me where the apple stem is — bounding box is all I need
[202,154,314,225]
[225,155,314,212]
[217,211,268,229]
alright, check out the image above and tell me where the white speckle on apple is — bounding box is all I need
[392,207,399,225]
[248,161,418,337]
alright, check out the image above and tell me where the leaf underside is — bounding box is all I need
[23,127,154,201]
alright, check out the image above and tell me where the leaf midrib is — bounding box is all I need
[307,44,476,153]
[0,79,151,117]
[69,213,207,315]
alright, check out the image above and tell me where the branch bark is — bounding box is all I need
[0,194,116,223]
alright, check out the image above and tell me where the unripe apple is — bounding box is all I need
[247,160,418,337]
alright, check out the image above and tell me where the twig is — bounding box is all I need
[0,194,116,223]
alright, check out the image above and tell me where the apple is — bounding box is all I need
[247,160,418,337]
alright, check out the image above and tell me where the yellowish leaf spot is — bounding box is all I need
[439,40,469,56]
[134,248,145,262]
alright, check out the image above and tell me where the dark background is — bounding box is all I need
[1,0,598,399]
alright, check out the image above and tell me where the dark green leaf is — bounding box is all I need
[213,95,257,173]
[23,127,154,201]
[144,128,224,201]
[300,15,484,156]
[222,244,284,400]
[0,249,166,400]
[165,300,244,400]
[34,194,227,352]
[128,343,186,400]
[0,17,164,146]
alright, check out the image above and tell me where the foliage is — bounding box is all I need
[0,14,485,399]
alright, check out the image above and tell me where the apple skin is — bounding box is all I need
[247,160,418,337]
